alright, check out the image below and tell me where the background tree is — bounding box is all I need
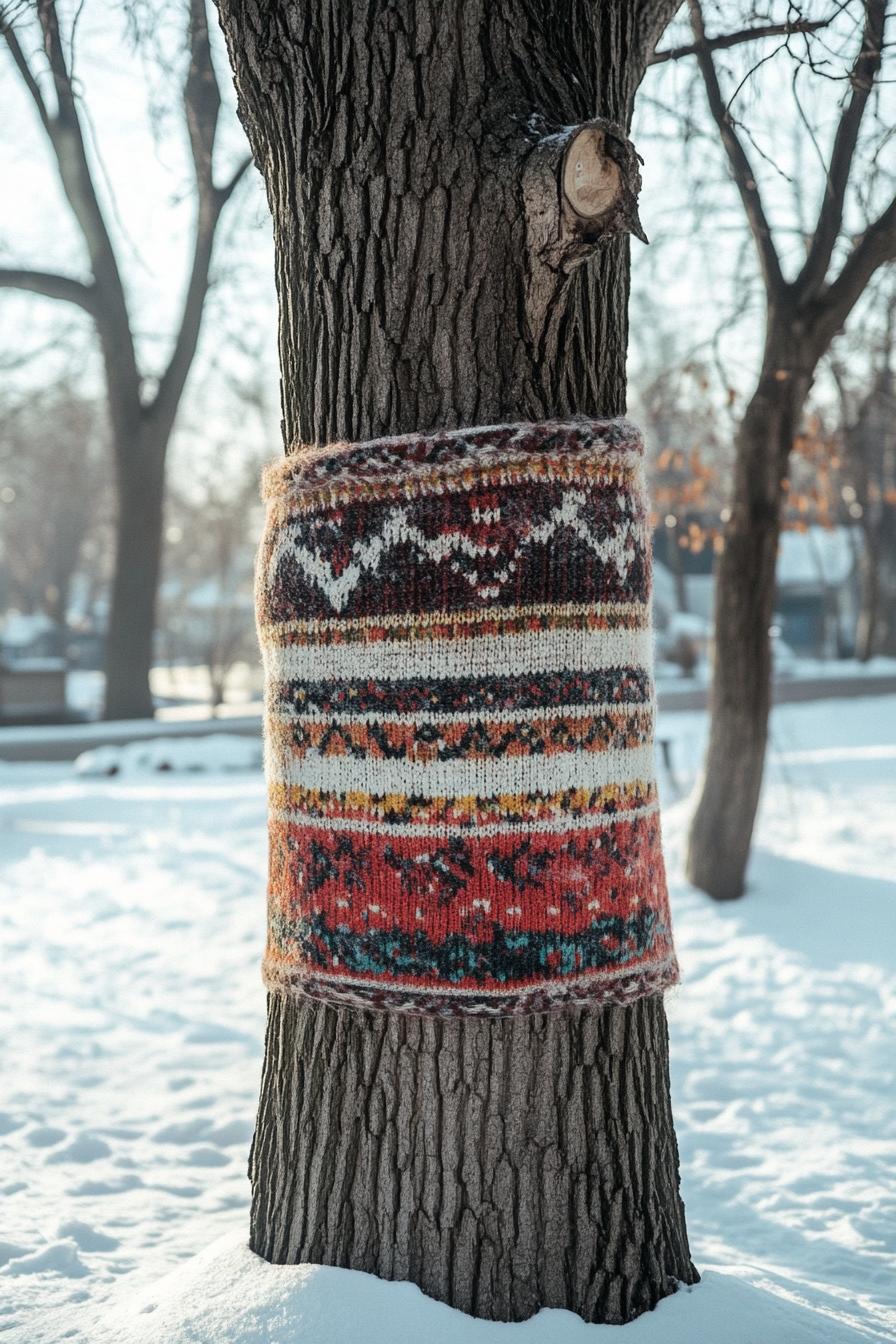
[215,0,698,1327]
[161,456,262,710]
[682,0,896,898]
[632,333,730,614]
[0,380,110,634]
[832,290,896,660]
[0,0,250,719]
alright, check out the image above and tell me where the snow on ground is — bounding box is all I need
[73,733,263,777]
[1,697,894,1343]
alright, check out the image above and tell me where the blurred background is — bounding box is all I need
[1,0,893,731]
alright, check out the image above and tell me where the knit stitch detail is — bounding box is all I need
[257,417,678,1017]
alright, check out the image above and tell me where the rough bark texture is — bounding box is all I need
[217,0,679,447]
[215,0,696,1323]
[251,994,693,1324]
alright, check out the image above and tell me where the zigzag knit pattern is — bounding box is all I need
[257,418,679,1016]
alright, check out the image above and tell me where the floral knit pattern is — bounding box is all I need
[257,418,679,1016]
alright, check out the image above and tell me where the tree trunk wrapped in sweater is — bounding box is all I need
[257,416,678,1017]
[217,0,695,1321]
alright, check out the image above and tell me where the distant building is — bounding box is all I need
[774,527,858,657]
[0,613,67,722]
[653,525,861,658]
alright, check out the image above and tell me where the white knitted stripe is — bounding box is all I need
[263,625,653,683]
[266,741,656,796]
[269,798,660,837]
[268,700,653,726]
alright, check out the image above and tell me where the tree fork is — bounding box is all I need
[215,0,695,1322]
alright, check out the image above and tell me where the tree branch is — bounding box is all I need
[810,195,896,352]
[0,10,52,132]
[0,266,97,313]
[148,222,219,438]
[796,0,887,300]
[651,17,831,65]
[218,153,253,205]
[149,0,234,436]
[184,0,220,191]
[687,0,786,301]
[29,0,141,429]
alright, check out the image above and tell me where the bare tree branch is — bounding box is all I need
[183,0,220,190]
[687,0,786,300]
[651,17,831,66]
[218,153,253,204]
[811,195,896,351]
[30,0,141,428]
[0,9,52,131]
[796,0,887,299]
[150,0,233,434]
[0,266,96,312]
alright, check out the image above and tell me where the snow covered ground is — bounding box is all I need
[1,697,894,1343]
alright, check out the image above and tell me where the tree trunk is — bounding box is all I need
[252,993,693,1324]
[103,433,166,721]
[216,0,695,1323]
[855,524,881,662]
[687,339,810,900]
[671,526,689,613]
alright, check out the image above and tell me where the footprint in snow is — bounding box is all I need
[46,1134,111,1164]
[24,1124,67,1148]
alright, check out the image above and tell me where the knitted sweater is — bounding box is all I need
[256,418,678,1016]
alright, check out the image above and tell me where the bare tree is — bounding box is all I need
[833,289,896,659]
[682,0,896,899]
[0,0,250,719]
[214,0,699,1327]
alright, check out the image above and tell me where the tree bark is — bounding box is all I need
[216,0,679,445]
[103,431,166,722]
[252,993,693,1324]
[855,534,880,662]
[215,0,695,1323]
[687,331,811,900]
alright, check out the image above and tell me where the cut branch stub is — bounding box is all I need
[563,126,623,221]
[525,119,647,277]
[522,118,646,353]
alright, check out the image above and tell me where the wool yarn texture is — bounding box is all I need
[257,417,679,1016]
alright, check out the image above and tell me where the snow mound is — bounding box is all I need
[1,1238,88,1279]
[98,1233,879,1344]
[74,733,262,776]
